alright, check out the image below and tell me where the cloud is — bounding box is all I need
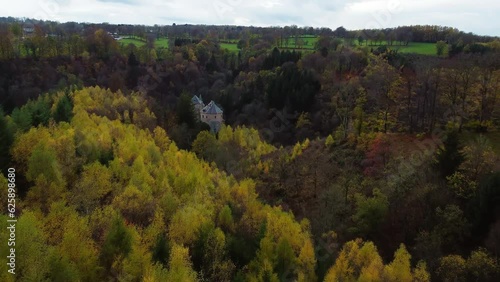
[96,0,138,4]
[1,0,498,36]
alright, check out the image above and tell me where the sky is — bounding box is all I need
[2,0,499,36]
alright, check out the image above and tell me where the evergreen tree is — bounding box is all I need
[54,94,73,123]
[152,234,170,265]
[436,130,464,177]
[127,52,139,67]
[176,92,197,128]
[0,107,13,172]
[100,216,133,270]
[126,52,140,89]
[28,97,52,127]
[206,54,219,73]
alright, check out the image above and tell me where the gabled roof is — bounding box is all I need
[202,101,223,114]
[191,95,203,105]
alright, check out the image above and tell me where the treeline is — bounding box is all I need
[1,17,497,46]
[354,25,497,45]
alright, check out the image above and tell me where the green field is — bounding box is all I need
[156,38,169,48]
[389,42,439,56]
[118,37,169,48]
[358,40,439,56]
[279,36,318,50]
[220,43,239,52]
[118,35,440,56]
[119,37,146,47]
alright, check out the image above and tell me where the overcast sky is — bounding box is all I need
[3,0,499,36]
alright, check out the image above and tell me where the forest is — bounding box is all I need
[0,18,499,281]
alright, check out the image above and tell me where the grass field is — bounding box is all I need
[156,38,169,48]
[118,37,169,48]
[389,42,438,56]
[119,37,146,47]
[220,43,239,52]
[279,36,318,50]
[358,40,439,56]
[118,35,439,56]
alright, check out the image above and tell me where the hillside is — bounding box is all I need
[0,87,317,281]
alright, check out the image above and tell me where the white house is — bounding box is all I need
[191,95,205,113]
[192,95,224,133]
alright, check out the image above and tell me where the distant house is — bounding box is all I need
[22,27,34,38]
[192,95,224,133]
[191,95,204,113]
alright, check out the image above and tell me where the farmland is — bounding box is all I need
[387,42,439,55]
[355,40,438,55]
[278,35,318,50]
[118,36,169,48]
[219,42,239,52]
[118,35,440,56]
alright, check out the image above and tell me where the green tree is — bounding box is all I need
[192,130,220,161]
[152,234,170,265]
[100,215,133,271]
[112,184,155,226]
[10,107,32,133]
[352,188,389,237]
[46,248,80,282]
[436,40,447,57]
[466,248,499,281]
[0,107,13,172]
[202,228,235,281]
[237,39,246,50]
[218,205,235,232]
[27,96,52,127]
[0,26,14,60]
[459,135,496,180]
[176,91,197,128]
[434,205,469,252]
[165,244,198,281]
[436,130,464,177]
[16,212,50,280]
[10,22,22,57]
[69,161,113,214]
[275,238,296,279]
[437,255,466,282]
[26,143,63,184]
[54,93,74,123]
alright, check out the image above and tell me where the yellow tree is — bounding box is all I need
[16,212,50,281]
[166,244,198,281]
[437,255,466,282]
[70,161,113,215]
[58,213,100,281]
[383,244,413,282]
[325,240,429,282]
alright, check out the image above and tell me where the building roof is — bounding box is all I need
[191,95,203,105]
[202,101,223,114]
